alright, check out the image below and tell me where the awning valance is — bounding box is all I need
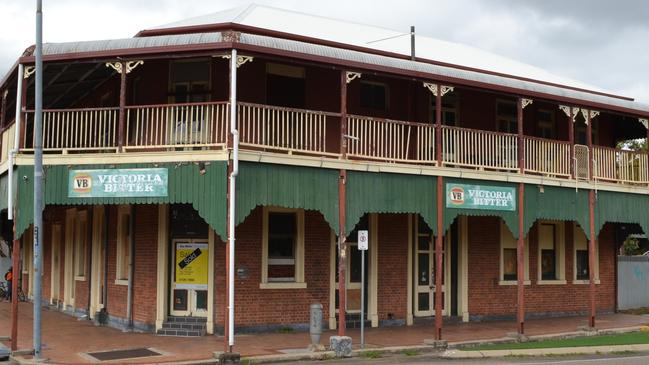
[16,162,227,240]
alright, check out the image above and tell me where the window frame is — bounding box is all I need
[499,221,530,285]
[260,207,306,289]
[359,80,389,112]
[496,99,518,134]
[74,210,88,281]
[115,205,132,285]
[536,108,556,139]
[430,91,460,126]
[168,58,212,104]
[536,221,566,285]
[572,222,600,284]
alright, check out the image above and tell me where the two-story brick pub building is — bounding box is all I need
[1,4,648,350]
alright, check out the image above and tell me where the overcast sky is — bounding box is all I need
[1,0,649,102]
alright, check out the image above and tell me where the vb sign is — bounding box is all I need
[358,230,369,251]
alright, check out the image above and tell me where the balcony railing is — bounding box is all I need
[441,126,518,171]
[25,107,119,152]
[593,146,649,184]
[237,102,339,156]
[18,101,649,187]
[126,102,229,150]
[523,136,571,178]
[346,116,435,164]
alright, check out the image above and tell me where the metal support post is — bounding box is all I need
[517,183,525,334]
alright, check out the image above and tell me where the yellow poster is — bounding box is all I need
[175,243,209,289]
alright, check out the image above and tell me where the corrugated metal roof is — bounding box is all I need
[30,30,649,115]
[238,32,649,114]
[145,4,605,94]
[41,32,223,56]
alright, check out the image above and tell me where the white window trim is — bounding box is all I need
[537,220,566,283]
[260,207,306,289]
[572,222,600,285]
[74,211,88,281]
[499,221,531,286]
[115,205,131,284]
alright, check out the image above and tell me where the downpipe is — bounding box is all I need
[228,48,239,350]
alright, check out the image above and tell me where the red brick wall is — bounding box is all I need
[222,207,331,328]
[377,214,408,322]
[467,216,616,318]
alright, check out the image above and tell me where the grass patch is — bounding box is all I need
[620,307,649,315]
[402,349,421,356]
[462,332,649,351]
[276,326,295,333]
[360,350,382,359]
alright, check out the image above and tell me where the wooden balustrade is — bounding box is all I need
[24,108,119,152]
[16,101,649,188]
[237,102,339,156]
[593,146,649,184]
[523,137,571,178]
[441,126,518,170]
[346,115,435,164]
[125,102,228,149]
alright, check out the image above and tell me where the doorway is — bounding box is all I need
[167,204,211,319]
[50,224,62,305]
[170,239,209,317]
[413,216,457,318]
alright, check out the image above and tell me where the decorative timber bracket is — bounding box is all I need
[559,105,585,123]
[521,98,533,109]
[221,54,254,68]
[580,109,599,125]
[423,82,454,96]
[345,71,361,84]
[105,60,144,74]
[23,66,36,79]
[639,118,648,129]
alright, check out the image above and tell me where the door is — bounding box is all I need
[50,225,62,304]
[334,241,369,316]
[414,218,450,317]
[170,239,209,317]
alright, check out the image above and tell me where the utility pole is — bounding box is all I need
[33,0,44,359]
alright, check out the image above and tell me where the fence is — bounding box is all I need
[617,255,649,310]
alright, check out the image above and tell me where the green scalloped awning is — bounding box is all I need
[16,162,227,240]
[346,170,437,235]
[235,161,340,233]
[595,190,649,237]
[523,184,591,240]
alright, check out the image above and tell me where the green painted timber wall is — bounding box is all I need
[346,171,437,234]
[235,161,340,233]
[16,162,227,240]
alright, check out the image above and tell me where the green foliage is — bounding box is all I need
[463,332,649,351]
[360,350,382,359]
[402,349,421,356]
[622,236,642,255]
[276,326,295,333]
[617,138,648,152]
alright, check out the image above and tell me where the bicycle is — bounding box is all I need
[0,281,27,302]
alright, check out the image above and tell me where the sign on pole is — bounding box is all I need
[358,230,369,251]
[357,229,368,349]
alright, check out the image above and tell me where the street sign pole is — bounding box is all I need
[358,230,369,349]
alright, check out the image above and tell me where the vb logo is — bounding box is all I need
[449,186,465,205]
[72,173,92,193]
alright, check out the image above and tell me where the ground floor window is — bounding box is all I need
[537,221,566,283]
[499,221,529,284]
[573,222,599,283]
[261,207,305,288]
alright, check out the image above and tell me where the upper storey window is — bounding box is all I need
[537,109,556,139]
[169,59,211,103]
[360,81,388,111]
[496,100,517,134]
[266,63,306,108]
[430,92,458,126]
